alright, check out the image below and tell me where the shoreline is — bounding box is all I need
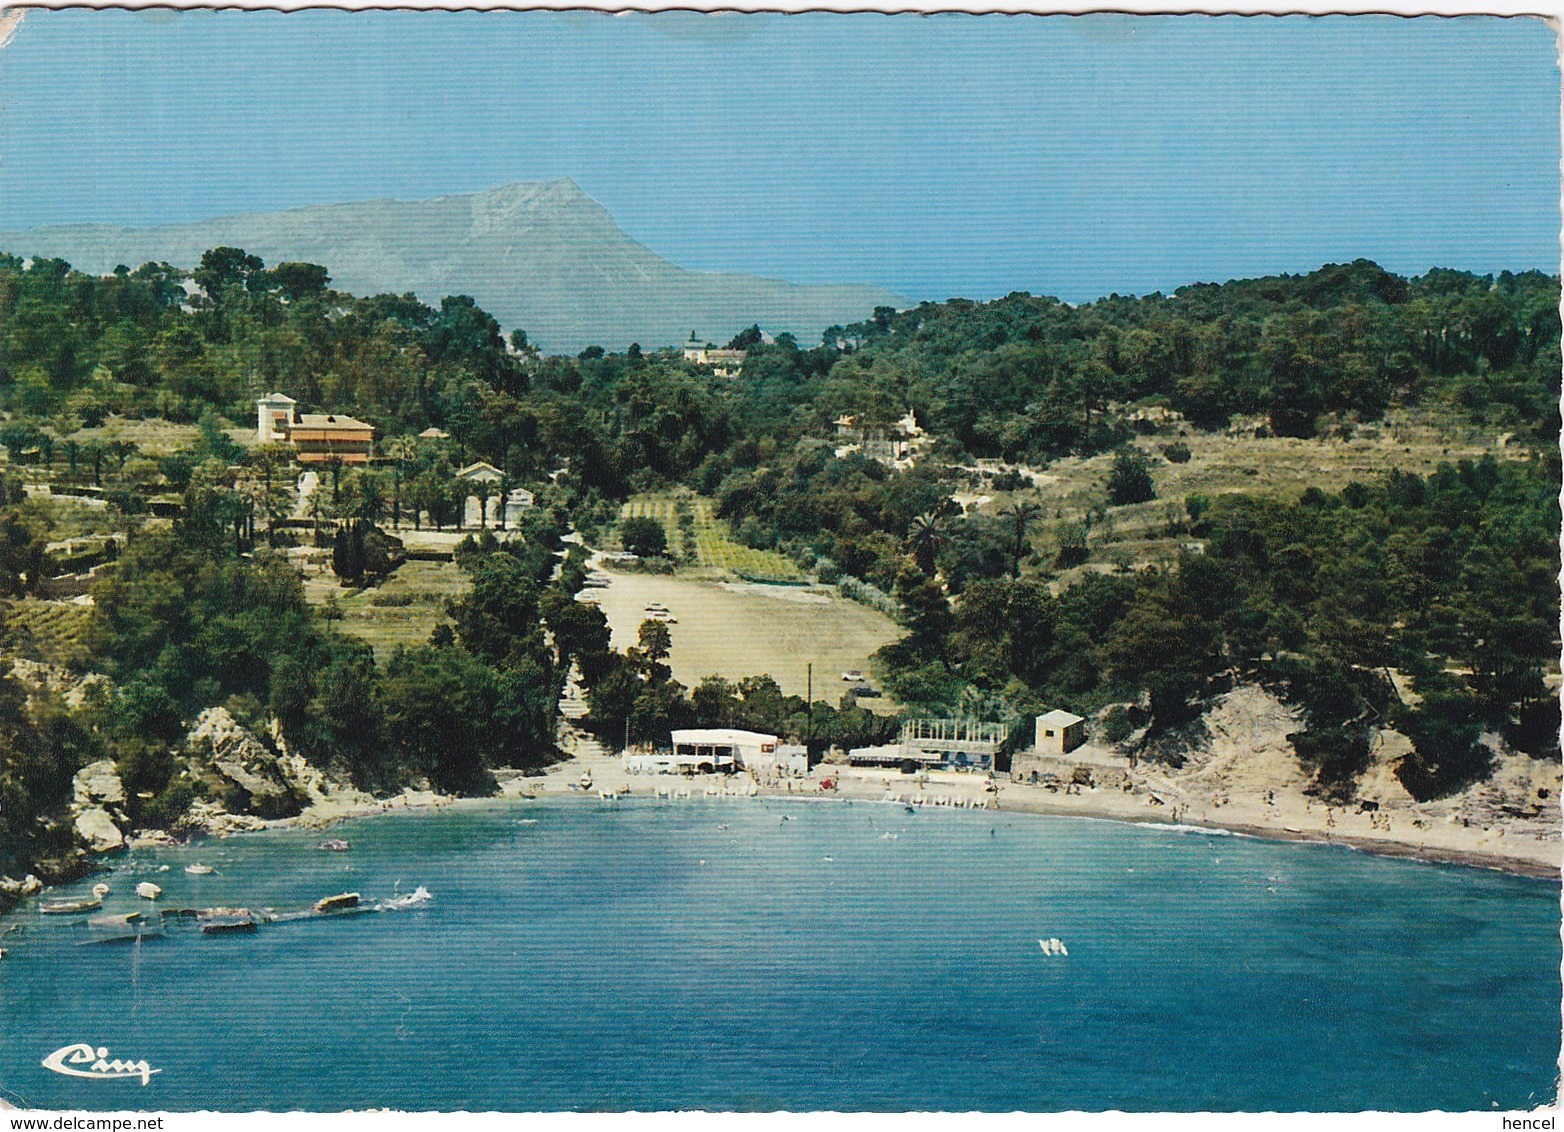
[257,746,1560,883]
[7,749,1554,919]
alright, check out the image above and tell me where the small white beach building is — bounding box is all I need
[1035,710,1086,757]
[625,728,807,776]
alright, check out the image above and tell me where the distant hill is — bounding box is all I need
[0,179,902,354]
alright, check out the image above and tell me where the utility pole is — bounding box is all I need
[806,663,813,761]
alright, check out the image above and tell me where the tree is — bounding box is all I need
[385,435,419,529]
[998,500,1043,578]
[250,444,289,532]
[1395,685,1491,801]
[355,472,387,523]
[634,618,673,682]
[332,520,367,585]
[324,456,345,503]
[269,261,330,302]
[495,472,514,532]
[1106,448,1155,506]
[470,479,494,530]
[0,421,42,463]
[620,516,667,558]
[451,552,543,667]
[905,510,949,577]
[381,645,499,795]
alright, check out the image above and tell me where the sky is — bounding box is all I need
[0,10,1557,304]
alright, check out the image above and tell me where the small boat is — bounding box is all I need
[1039,938,1069,957]
[317,839,351,852]
[135,882,162,900]
[597,789,618,801]
[40,898,102,915]
[313,892,361,914]
[184,864,215,875]
[91,883,111,900]
[378,886,432,911]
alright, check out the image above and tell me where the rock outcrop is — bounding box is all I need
[69,759,128,854]
[186,708,304,819]
[72,759,127,809]
[73,806,125,853]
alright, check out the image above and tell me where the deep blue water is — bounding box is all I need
[0,798,1558,1112]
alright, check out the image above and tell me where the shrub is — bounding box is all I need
[1160,442,1192,464]
[619,516,667,558]
[1106,448,1156,506]
[369,592,416,607]
[1100,706,1134,744]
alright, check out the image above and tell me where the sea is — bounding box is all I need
[0,797,1558,1112]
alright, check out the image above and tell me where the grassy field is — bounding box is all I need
[620,494,804,582]
[303,557,470,658]
[5,598,94,667]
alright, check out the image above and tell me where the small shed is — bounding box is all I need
[1035,710,1086,757]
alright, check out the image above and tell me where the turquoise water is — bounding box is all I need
[0,798,1557,1112]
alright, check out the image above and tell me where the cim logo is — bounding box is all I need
[41,1043,160,1085]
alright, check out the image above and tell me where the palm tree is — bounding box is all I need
[251,444,286,533]
[906,510,949,577]
[357,471,387,524]
[307,488,331,542]
[999,500,1044,578]
[324,455,345,503]
[495,472,515,532]
[470,479,494,530]
[386,436,418,529]
[108,439,137,475]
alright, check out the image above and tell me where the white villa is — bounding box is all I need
[681,334,748,376]
[455,462,535,527]
[625,728,808,777]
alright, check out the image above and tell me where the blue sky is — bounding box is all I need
[0,11,1557,303]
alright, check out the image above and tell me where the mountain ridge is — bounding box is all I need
[0,180,903,353]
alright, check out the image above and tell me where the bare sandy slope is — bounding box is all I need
[586,568,900,702]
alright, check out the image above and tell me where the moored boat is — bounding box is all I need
[313,892,361,914]
[40,898,102,915]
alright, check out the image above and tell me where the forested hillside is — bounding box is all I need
[0,248,1556,885]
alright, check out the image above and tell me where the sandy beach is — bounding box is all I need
[264,728,1560,881]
